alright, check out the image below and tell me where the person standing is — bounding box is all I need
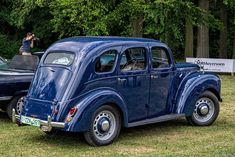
[19,32,35,55]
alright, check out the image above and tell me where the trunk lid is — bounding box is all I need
[23,66,72,120]
[28,66,72,101]
[22,98,55,120]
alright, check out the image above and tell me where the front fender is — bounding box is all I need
[65,89,128,132]
[175,72,221,116]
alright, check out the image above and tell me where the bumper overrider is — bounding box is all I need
[12,109,65,132]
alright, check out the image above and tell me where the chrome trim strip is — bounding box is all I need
[0,71,34,76]
[128,114,185,127]
[0,96,13,101]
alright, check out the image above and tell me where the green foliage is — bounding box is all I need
[0,1,11,24]
[103,0,147,36]
[224,0,235,8]
[0,34,20,58]
[224,0,235,24]
[9,0,55,49]
[49,0,109,38]
[0,0,230,58]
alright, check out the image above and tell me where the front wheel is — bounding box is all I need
[84,105,121,146]
[186,91,220,126]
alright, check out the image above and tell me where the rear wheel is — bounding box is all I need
[7,96,25,118]
[84,105,121,146]
[186,91,220,126]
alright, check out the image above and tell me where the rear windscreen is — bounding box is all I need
[44,52,75,66]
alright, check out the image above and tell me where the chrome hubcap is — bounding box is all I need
[93,110,116,141]
[193,97,214,123]
[198,104,209,115]
[16,97,25,115]
[100,120,110,132]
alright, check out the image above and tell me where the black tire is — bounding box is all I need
[186,91,220,126]
[6,96,25,118]
[84,105,121,146]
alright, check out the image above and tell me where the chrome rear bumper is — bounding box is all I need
[12,109,65,132]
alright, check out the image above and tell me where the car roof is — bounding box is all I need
[59,36,160,43]
[46,36,164,54]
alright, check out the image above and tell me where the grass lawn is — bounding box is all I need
[0,75,234,157]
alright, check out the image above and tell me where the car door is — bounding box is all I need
[148,46,175,118]
[117,45,150,122]
[79,46,121,95]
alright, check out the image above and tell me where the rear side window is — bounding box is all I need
[44,52,75,66]
[151,47,170,69]
[95,50,117,73]
[120,47,146,71]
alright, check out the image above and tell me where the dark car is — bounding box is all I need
[0,52,43,117]
[0,56,8,69]
[13,37,221,146]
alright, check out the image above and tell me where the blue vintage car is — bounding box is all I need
[13,37,221,146]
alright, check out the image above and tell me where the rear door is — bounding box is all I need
[117,45,150,122]
[148,46,175,118]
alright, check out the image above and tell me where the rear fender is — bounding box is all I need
[65,89,128,132]
[175,72,221,116]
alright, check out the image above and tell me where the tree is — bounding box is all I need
[9,0,55,50]
[184,0,220,58]
[224,0,235,58]
[0,0,21,58]
[219,1,228,59]
[145,1,203,54]
[185,15,194,58]
[0,0,11,34]
[0,0,224,59]
[197,0,209,58]
[105,0,146,37]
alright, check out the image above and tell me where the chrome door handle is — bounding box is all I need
[151,75,158,79]
[118,78,126,83]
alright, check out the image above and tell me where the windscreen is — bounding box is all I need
[44,52,75,66]
[0,59,4,64]
[9,55,39,71]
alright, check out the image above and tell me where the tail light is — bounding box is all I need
[66,107,77,122]
[69,107,77,117]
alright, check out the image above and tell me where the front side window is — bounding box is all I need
[95,50,117,73]
[151,47,170,69]
[120,48,146,72]
[44,52,75,66]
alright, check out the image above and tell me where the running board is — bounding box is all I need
[128,114,185,128]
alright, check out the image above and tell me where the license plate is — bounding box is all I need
[21,116,40,127]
